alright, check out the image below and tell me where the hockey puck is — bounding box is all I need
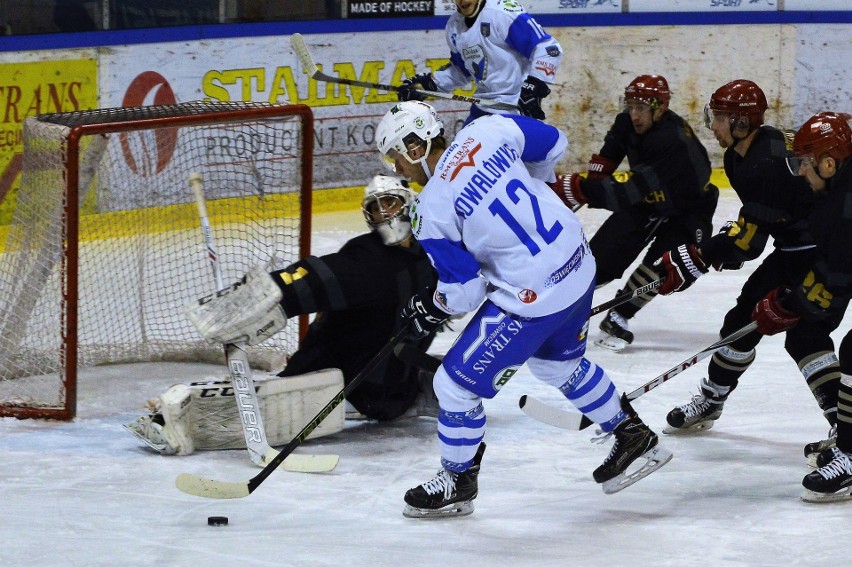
[207,516,228,526]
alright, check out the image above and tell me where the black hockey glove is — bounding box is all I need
[711,221,746,271]
[401,292,450,339]
[518,76,551,120]
[654,244,708,295]
[398,73,438,102]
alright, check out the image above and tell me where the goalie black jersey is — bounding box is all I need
[273,231,438,420]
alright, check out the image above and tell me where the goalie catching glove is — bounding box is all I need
[654,244,708,295]
[186,266,288,345]
[401,290,451,339]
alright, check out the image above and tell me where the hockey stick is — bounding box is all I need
[189,173,338,473]
[290,33,518,112]
[175,325,411,499]
[520,321,759,431]
[590,278,662,317]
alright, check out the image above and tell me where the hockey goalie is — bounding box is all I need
[125,174,440,455]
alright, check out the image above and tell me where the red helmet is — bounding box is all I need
[707,79,768,129]
[624,75,670,107]
[793,112,852,163]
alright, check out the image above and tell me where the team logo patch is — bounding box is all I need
[518,289,537,303]
[480,23,490,37]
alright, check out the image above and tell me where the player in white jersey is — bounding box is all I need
[375,101,672,518]
[398,0,562,122]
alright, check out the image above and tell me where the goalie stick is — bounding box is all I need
[175,324,411,499]
[189,173,338,474]
[290,33,518,112]
[520,321,759,431]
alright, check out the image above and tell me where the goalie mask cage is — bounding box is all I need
[0,101,313,420]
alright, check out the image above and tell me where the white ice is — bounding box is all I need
[1,193,849,567]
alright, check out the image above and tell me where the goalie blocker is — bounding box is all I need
[124,369,345,455]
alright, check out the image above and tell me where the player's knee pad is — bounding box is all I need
[433,367,481,414]
[527,356,583,388]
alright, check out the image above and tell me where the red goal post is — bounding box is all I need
[0,101,313,420]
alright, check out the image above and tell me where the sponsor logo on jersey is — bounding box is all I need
[452,143,520,218]
[492,366,519,391]
[535,61,557,78]
[518,289,537,303]
[544,243,586,288]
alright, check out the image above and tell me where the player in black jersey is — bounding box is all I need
[550,74,718,351]
[656,82,842,451]
[756,112,852,502]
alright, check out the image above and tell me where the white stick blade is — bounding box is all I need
[519,395,585,431]
[175,473,250,499]
[281,453,340,473]
[290,33,318,76]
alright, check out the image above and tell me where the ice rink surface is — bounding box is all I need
[1,193,849,566]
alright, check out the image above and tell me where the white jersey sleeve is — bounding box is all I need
[411,114,596,318]
[433,0,562,107]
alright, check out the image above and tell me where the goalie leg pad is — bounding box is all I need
[191,368,345,451]
[185,266,287,345]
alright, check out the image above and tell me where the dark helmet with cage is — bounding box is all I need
[622,75,671,110]
[361,174,416,246]
[787,112,852,175]
[704,79,768,133]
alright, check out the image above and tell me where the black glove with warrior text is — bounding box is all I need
[398,73,438,102]
[400,291,450,339]
[518,76,551,120]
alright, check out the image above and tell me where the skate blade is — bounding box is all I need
[594,335,629,352]
[662,420,715,435]
[402,500,475,519]
[801,486,852,503]
[601,445,673,495]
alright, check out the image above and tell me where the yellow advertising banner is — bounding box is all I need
[0,59,98,223]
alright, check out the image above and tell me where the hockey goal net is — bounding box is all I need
[0,101,313,420]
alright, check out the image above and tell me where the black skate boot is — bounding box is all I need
[804,424,837,467]
[595,310,634,352]
[593,399,672,494]
[801,448,852,503]
[403,442,486,518]
[664,377,730,434]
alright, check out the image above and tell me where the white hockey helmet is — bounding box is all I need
[376,101,444,174]
[361,174,416,246]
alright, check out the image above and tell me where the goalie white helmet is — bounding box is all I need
[376,101,444,177]
[362,174,416,246]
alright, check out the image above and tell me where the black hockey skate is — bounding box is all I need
[595,310,634,352]
[664,377,729,434]
[804,424,837,467]
[593,401,671,494]
[801,448,852,503]
[403,442,486,518]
